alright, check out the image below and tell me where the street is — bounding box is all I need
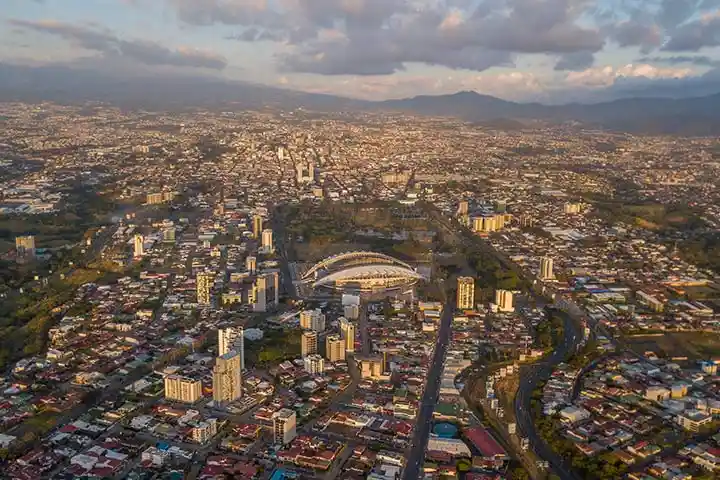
[401,293,453,480]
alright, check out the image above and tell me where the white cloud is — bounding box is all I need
[566,63,694,87]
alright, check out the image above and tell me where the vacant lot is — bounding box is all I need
[625,332,720,362]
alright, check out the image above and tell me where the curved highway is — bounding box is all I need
[514,311,584,480]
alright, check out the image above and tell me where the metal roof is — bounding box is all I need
[313,264,425,288]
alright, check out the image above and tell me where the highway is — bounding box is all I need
[514,311,584,480]
[401,293,453,480]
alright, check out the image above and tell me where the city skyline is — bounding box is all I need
[3,0,720,102]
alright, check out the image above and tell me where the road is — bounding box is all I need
[401,293,453,480]
[514,311,584,480]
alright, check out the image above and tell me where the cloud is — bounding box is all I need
[555,51,595,71]
[9,18,227,69]
[662,11,720,51]
[565,63,694,88]
[638,55,720,67]
[161,0,604,75]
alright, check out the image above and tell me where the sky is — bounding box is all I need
[3,0,720,102]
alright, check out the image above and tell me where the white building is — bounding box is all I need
[218,327,245,370]
[272,408,297,445]
[303,354,325,374]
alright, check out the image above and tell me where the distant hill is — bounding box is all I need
[2,62,720,134]
[377,90,720,134]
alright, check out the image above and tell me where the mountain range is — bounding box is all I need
[3,62,720,134]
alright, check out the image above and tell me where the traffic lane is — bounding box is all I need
[402,299,453,480]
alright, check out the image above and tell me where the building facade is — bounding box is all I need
[301,331,318,357]
[325,334,346,362]
[218,327,245,370]
[212,352,242,405]
[456,276,475,310]
[164,375,202,403]
[272,408,297,445]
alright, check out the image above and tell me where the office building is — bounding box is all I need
[540,257,554,280]
[339,317,356,353]
[212,351,242,405]
[325,334,346,362]
[15,236,36,258]
[272,408,297,445]
[197,273,213,306]
[303,354,325,374]
[261,229,274,253]
[301,331,318,357]
[456,277,475,310]
[300,309,325,332]
[495,289,514,312]
[218,327,244,370]
[252,215,263,239]
[245,255,257,274]
[253,271,279,312]
[164,375,202,403]
[133,234,144,258]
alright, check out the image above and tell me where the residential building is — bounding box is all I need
[252,215,263,239]
[301,331,318,357]
[213,352,242,405]
[197,272,213,306]
[303,354,325,374]
[133,234,144,258]
[261,228,274,253]
[272,408,297,445]
[456,276,475,310]
[360,357,384,379]
[676,410,712,432]
[146,192,163,205]
[540,257,554,280]
[325,334,346,362]
[246,256,257,274]
[218,327,245,370]
[495,289,514,312]
[300,309,325,332]
[164,375,202,403]
[253,271,279,312]
[339,317,356,353]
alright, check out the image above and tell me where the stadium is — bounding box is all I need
[302,251,426,292]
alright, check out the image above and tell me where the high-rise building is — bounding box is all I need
[246,256,257,274]
[325,334,346,362]
[252,215,263,239]
[360,357,384,379]
[133,234,144,257]
[343,304,360,320]
[272,408,297,445]
[261,229,274,253]
[299,309,326,332]
[457,200,469,216]
[303,354,325,374]
[212,352,242,405]
[540,257,554,281]
[456,277,475,310]
[339,318,356,353]
[218,327,245,370]
[253,272,279,312]
[164,375,202,403]
[301,331,318,357]
[495,289,514,313]
[197,273,213,306]
[15,236,36,258]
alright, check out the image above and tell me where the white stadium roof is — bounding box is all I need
[312,264,425,289]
